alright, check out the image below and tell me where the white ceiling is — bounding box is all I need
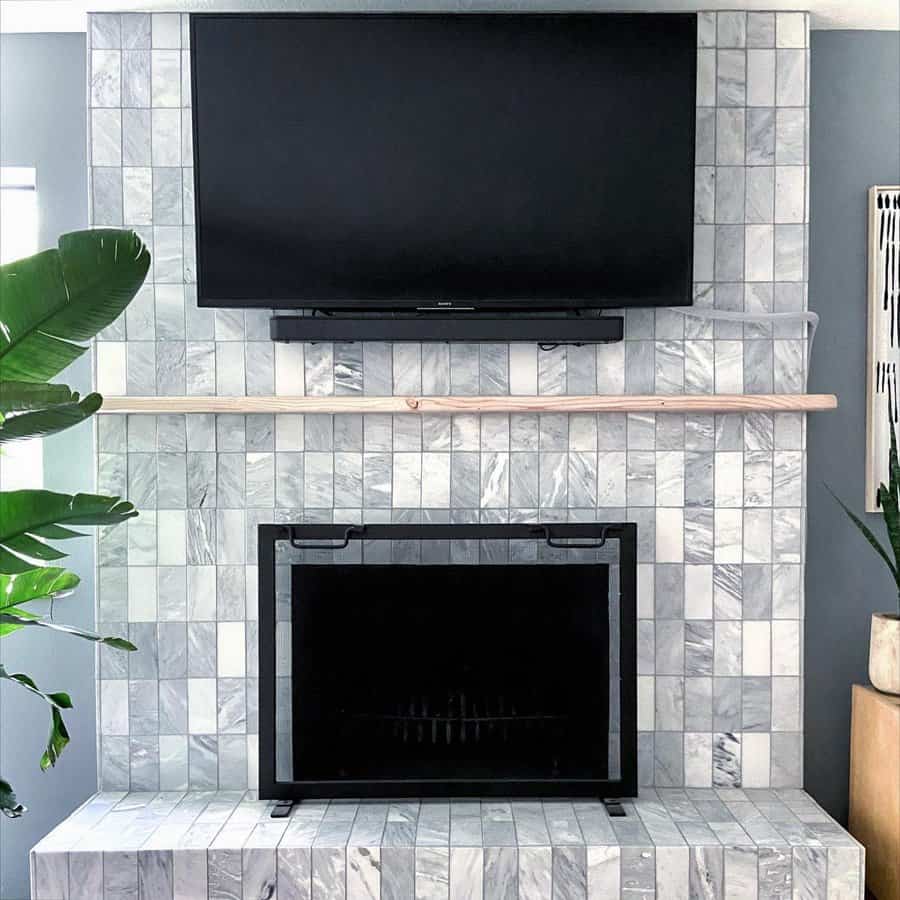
[1,0,897,33]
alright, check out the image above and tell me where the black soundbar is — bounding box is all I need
[269,315,624,344]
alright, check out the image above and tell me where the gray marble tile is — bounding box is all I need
[654,731,684,788]
[138,849,174,900]
[420,344,450,395]
[380,847,414,900]
[209,847,242,900]
[550,847,585,900]
[152,107,181,166]
[776,108,805,165]
[758,846,792,899]
[686,622,714,676]
[689,846,724,900]
[825,847,861,900]
[565,344,596,394]
[93,166,123,225]
[713,733,741,787]
[123,49,150,108]
[449,344,479,393]
[335,343,364,395]
[717,50,746,107]
[695,108,716,168]
[278,848,312,900]
[92,12,121,47]
[770,733,802,788]
[483,847,516,900]
[122,12,150,48]
[685,677,713,732]
[748,12,775,47]
[92,49,122,108]
[747,108,776,166]
[620,847,654,898]
[242,847,277,900]
[103,850,138,898]
[776,49,805,107]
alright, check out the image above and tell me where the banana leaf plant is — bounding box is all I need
[829,409,900,615]
[0,229,150,817]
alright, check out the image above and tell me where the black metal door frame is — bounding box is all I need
[258,522,637,799]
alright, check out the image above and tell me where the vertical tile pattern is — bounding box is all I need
[91,11,809,790]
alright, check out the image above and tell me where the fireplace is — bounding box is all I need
[259,523,636,799]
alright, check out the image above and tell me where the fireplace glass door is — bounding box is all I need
[293,563,608,782]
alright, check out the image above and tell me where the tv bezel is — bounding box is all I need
[190,12,697,312]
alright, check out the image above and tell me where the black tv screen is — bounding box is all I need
[191,13,697,309]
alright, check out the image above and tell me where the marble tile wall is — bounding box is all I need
[88,9,811,791]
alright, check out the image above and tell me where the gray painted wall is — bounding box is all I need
[0,33,93,900]
[806,29,900,824]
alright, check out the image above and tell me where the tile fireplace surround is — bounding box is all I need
[30,6,868,900]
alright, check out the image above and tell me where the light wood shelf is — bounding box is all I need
[99,394,838,415]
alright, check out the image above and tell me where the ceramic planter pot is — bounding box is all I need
[869,612,900,694]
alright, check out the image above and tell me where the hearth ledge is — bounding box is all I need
[30,789,863,899]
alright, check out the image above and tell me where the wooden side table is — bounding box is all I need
[850,684,900,900]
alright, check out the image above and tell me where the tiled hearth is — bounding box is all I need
[31,790,863,899]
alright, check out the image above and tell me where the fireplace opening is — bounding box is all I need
[259,523,637,799]
[291,564,609,782]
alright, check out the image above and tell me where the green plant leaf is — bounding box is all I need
[885,415,900,562]
[827,483,899,583]
[0,613,136,650]
[0,606,39,638]
[878,479,900,570]
[0,568,80,611]
[0,664,72,770]
[30,524,86,540]
[0,565,79,637]
[0,381,77,413]
[0,490,137,574]
[0,387,102,444]
[0,229,150,383]
[0,778,25,818]
[40,707,70,771]
[3,534,68,562]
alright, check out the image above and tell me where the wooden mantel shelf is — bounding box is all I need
[99,393,837,415]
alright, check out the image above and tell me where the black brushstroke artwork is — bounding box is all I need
[876,361,900,424]
[878,191,900,349]
[873,192,900,508]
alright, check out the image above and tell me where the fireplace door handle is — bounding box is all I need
[288,525,365,550]
[532,525,608,550]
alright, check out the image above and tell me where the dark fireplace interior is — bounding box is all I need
[289,564,612,784]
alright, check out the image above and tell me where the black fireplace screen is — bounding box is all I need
[259,523,636,799]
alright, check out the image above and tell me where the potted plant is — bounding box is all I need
[0,229,150,816]
[830,414,900,695]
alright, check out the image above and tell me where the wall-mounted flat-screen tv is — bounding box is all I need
[191,13,696,311]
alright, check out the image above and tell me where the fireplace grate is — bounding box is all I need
[347,689,570,746]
